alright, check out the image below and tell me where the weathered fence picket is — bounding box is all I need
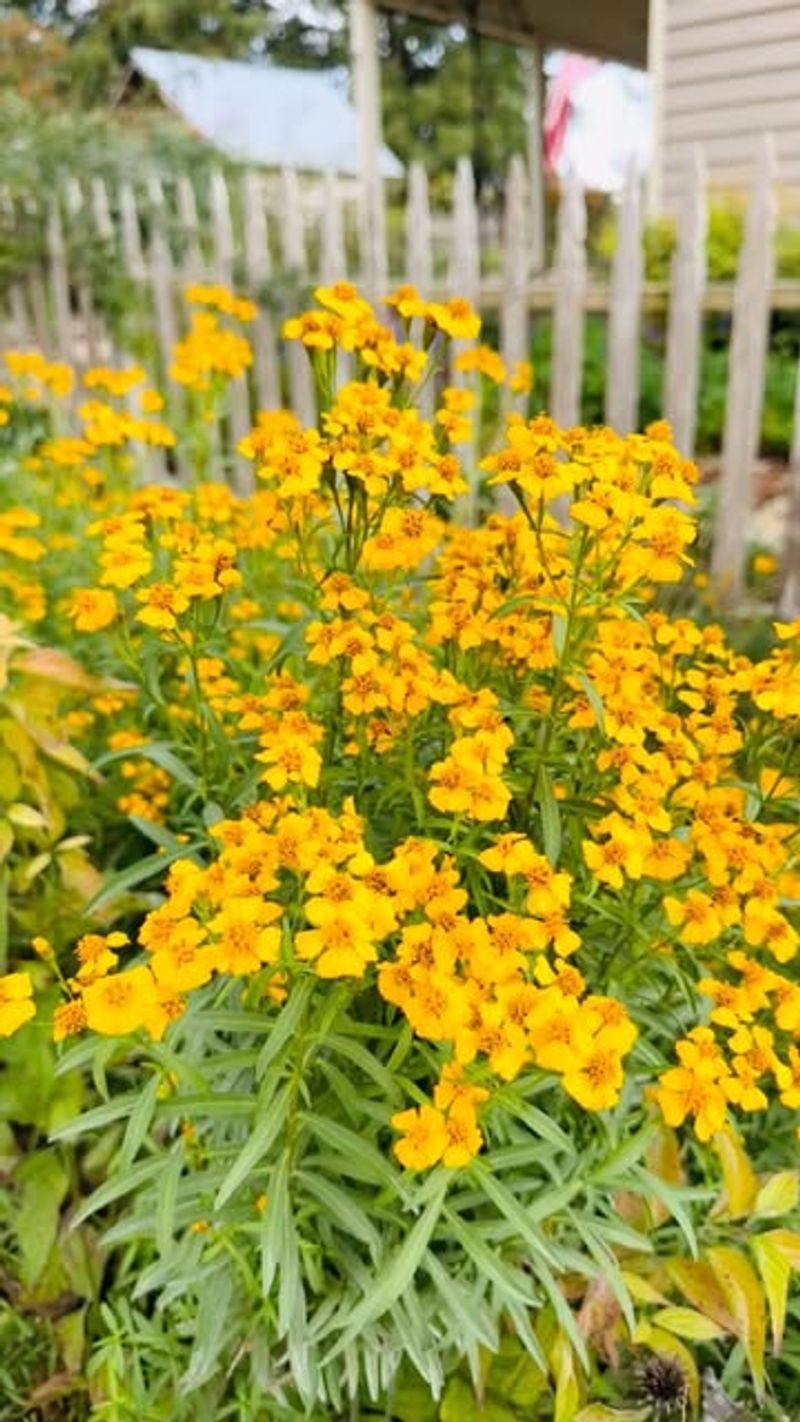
[550,170,586,429]
[606,165,643,433]
[500,155,529,414]
[209,168,254,489]
[279,167,315,425]
[145,173,179,379]
[0,145,796,602]
[241,169,281,409]
[176,175,204,282]
[45,196,72,363]
[664,150,707,456]
[405,162,433,297]
[711,136,777,602]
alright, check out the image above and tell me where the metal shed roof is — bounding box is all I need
[376,0,650,68]
[130,47,405,178]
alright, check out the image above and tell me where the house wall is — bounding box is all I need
[662,0,800,204]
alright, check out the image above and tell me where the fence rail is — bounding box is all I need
[0,144,798,603]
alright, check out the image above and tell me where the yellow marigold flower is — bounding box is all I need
[82,965,160,1036]
[426,297,481,342]
[53,998,87,1042]
[65,587,118,633]
[135,582,191,632]
[0,971,35,1038]
[391,1104,449,1171]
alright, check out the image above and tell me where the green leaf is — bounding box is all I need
[537,765,562,864]
[71,1156,165,1228]
[468,1162,564,1267]
[86,845,195,916]
[255,977,314,1080]
[443,1209,537,1309]
[323,1174,449,1360]
[155,1144,184,1257]
[751,1233,791,1354]
[298,1170,381,1257]
[118,1073,160,1168]
[215,1081,292,1208]
[14,1148,68,1287]
[50,1093,139,1141]
[95,741,200,791]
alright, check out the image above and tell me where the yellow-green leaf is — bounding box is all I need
[751,1234,791,1354]
[713,1127,758,1218]
[550,1332,581,1422]
[574,1409,648,1422]
[653,1306,726,1342]
[754,1171,799,1220]
[621,1271,670,1306]
[665,1259,736,1332]
[759,1228,800,1270]
[707,1246,766,1398]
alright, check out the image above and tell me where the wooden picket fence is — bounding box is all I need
[0,138,799,602]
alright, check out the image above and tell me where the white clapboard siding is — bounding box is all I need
[710,136,777,601]
[664,149,707,455]
[606,166,643,433]
[242,169,281,409]
[550,169,586,429]
[208,168,254,490]
[500,155,529,414]
[279,168,315,426]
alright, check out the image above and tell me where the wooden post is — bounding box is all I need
[280,167,315,425]
[242,169,281,408]
[664,149,706,456]
[606,165,643,434]
[550,170,586,429]
[646,0,667,219]
[350,0,387,297]
[711,137,777,604]
[522,39,546,274]
[500,155,529,413]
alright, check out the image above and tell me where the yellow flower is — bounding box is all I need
[391,1104,449,1170]
[0,971,35,1038]
[65,587,119,633]
[82,966,160,1036]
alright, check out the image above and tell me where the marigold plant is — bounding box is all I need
[2,281,800,1416]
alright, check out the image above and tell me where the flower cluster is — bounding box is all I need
[0,280,797,1181]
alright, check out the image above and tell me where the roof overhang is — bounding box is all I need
[376,0,649,68]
